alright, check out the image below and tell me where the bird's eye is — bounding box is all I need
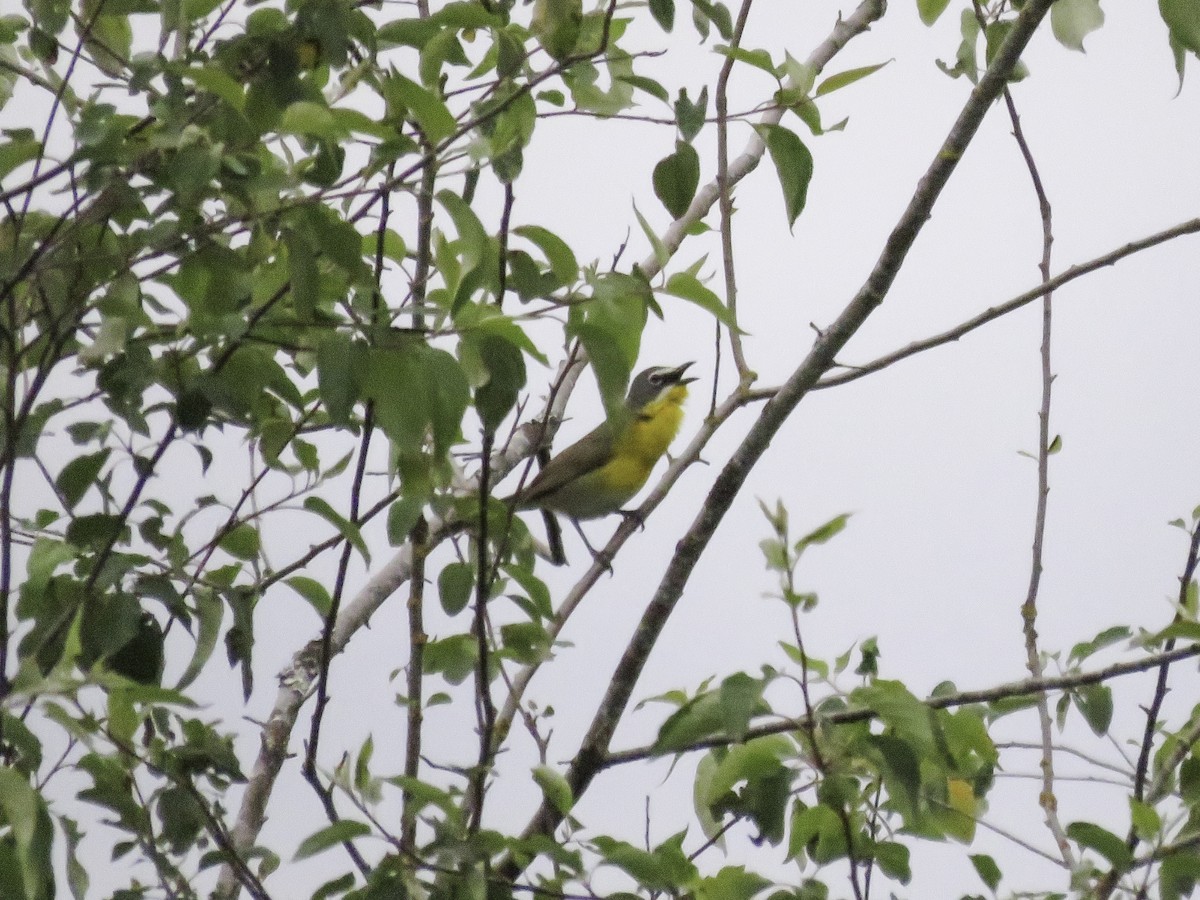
[649,371,665,385]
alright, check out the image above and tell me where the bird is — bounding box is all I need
[510,362,696,562]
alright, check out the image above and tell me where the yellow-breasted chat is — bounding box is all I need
[510,362,696,562]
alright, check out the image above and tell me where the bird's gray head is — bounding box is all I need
[624,362,696,411]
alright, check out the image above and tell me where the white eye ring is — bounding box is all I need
[649,370,666,385]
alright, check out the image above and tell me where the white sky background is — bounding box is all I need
[12,0,1200,896]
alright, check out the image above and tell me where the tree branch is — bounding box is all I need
[603,643,1200,766]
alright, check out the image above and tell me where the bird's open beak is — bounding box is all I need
[670,361,697,384]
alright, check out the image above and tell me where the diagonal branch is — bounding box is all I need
[812,217,1200,389]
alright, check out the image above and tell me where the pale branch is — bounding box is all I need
[601,643,1200,767]
[812,216,1200,390]
[503,0,1058,866]
[1001,77,1077,870]
[995,741,1133,779]
[715,0,756,382]
[214,361,584,898]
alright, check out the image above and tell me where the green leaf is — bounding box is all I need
[1067,625,1131,663]
[788,802,846,864]
[423,349,470,456]
[654,692,724,751]
[182,64,245,111]
[815,61,890,97]
[0,768,54,900]
[633,202,669,271]
[293,820,372,861]
[532,765,574,814]
[619,73,671,103]
[649,0,674,30]
[759,124,813,229]
[304,497,370,565]
[1129,798,1162,841]
[387,495,425,546]
[219,524,260,561]
[60,816,88,900]
[317,332,359,427]
[867,733,922,821]
[55,450,110,509]
[1051,0,1105,51]
[1163,0,1200,56]
[663,271,738,330]
[438,562,474,616]
[473,333,526,432]
[674,86,708,142]
[279,101,343,141]
[157,785,205,853]
[286,577,332,618]
[703,735,792,802]
[873,841,911,884]
[592,835,698,891]
[423,634,477,684]
[1162,850,1200,900]
[438,188,490,274]
[917,0,952,26]
[513,225,578,286]
[715,45,775,76]
[718,672,763,741]
[695,866,772,900]
[653,142,701,219]
[795,513,851,553]
[1073,683,1113,736]
[387,74,457,143]
[176,588,222,691]
[0,131,40,181]
[969,853,1002,891]
[852,680,935,753]
[1066,821,1132,869]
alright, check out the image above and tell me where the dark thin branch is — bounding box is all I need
[1133,519,1200,804]
[604,644,1200,767]
[497,183,515,306]
[1089,518,1200,900]
[468,429,497,833]
[814,217,1200,390]
[401,516,430,852]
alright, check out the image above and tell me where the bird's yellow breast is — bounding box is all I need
[614,386,691,475]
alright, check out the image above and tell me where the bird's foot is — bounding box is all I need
[617,508,646,531]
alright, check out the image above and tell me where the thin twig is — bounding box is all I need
[999,75,1076,870]
[401,517,429,851]
[811,218,1200,390]
[714,0,756,390]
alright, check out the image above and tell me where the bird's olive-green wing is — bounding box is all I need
[516,421,614,508]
